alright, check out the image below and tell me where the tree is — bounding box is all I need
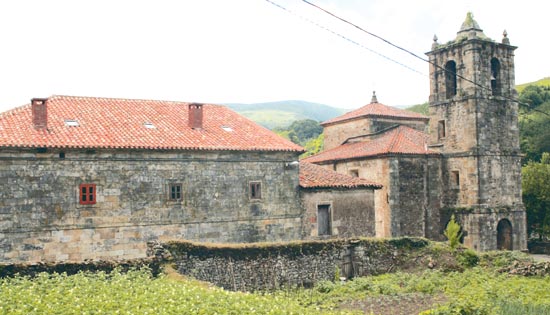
[301,133,324,158]
[444,214,463,250]
[518,86,550,163]
[273,119,322,145]
[522,152,550,239]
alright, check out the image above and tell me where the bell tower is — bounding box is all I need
[426,13,526,251]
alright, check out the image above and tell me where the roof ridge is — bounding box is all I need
[49,94,221,106]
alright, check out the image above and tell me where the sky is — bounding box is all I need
[0,0,548,112]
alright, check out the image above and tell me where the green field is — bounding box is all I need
[1,258,549,315]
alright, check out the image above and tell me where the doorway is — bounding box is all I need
[317,204,331,236]
[497,219,513,250]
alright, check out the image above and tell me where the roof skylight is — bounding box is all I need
[64,119,79,127]
[221,126,233,132]
[144,122,156,129]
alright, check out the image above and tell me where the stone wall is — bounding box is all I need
[0,148,303,263]
[323,117,427,151]
[456,208,527,251]
[164,238,431,291]
[392,157,443,239]
[301,188,376,239]
[323,119,371,151]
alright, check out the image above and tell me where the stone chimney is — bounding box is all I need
[31,98,48,129]
[188,103,203,129]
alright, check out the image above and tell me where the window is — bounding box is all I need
[79,184,96,205]
[451,171,460,188]
[169,183,182,201]
[491,58,501,96]
[438,120,446,140]
[349,169,359,177]
[249,182,261,200]
[317,204,331,236]
[445,60,457,98]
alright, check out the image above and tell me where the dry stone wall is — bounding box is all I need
[164,238,431,291]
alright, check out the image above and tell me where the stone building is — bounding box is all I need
[299,162,381,239]
[0,95,384,263]
[0,95,307,262]
[304,13,527,251]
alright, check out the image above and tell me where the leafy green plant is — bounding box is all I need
[457,249,479,268]
[444,215,463,250]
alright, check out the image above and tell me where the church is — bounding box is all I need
[304,13,527,251]
[0,13,527,263]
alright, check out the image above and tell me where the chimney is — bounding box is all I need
[31,98,48,129]
[188,103,203,129]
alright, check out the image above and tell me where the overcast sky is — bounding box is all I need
[0,0,547,112]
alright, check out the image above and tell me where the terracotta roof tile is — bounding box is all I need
[303,125,438,163]
[299,162,382,189]
[322,101,428,126]
[0,95,304,152]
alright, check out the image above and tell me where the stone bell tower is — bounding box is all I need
[426,13,527,251]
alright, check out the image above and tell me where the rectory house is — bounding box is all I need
[0,95,380,262]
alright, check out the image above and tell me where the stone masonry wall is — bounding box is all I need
[391,157,442,239]
[301,188,376,239]
[0,148,303,263]
[165,238,431,291]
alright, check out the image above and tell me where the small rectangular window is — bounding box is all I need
[451,171,460,188]
[169,184,182,201]
[349,169,359,177]
[79,184,96,205]
[250,182,261,200]
[438,120,446,140]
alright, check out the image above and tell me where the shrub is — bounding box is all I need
[444,215,463,250]
[457,249,479,268]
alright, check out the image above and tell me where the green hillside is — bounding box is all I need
[516,77,550,93]
[225,100,347,129]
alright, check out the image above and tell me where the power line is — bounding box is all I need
[299,0,550,117]
[263,0,427,77]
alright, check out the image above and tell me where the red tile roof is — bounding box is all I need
[0,95,304,152]
[303,125,438,163]
[299,162,382,189]
[321,101,428,126]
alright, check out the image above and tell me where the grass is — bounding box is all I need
[0,250,548,315]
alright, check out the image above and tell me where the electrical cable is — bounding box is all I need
[298,0,549,117]
[264,0,549,116]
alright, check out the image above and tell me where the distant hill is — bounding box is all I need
[227,77,550,129]
[225,101,347,129]
[516,77,550,93]
[405,102,429,115]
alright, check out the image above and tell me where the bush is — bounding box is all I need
[457,249,479,268]
[444,215,463,250]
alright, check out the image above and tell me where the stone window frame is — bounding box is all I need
[445,60,457,99]
[168,183,183,201]
[451,170,460,188]
[249,181,262,200]
[438,120,446,141]
[79,183,97,205]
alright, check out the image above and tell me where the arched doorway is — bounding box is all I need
[497,219,513,250]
